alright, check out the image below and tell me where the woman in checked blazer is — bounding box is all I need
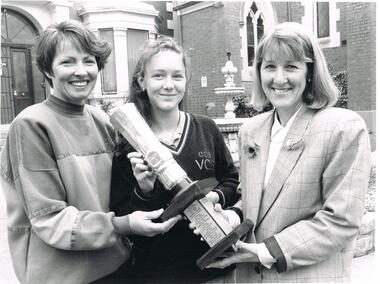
[208,22,371,283]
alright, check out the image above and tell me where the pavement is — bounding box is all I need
[0,186,377,283]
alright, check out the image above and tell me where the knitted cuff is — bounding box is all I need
[213,188,226,207]
[225,206,243,223]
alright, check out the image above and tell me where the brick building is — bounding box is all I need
[0,0,174,125]
[172,1,376,149]
[0,1,376,149]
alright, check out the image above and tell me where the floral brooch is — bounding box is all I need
[285,138,304,151]
[245,143,260,158]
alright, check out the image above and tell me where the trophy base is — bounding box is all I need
[196,219,254,270]
[159,177,218,221]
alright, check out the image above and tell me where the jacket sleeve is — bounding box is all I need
[7,118,121,251]
[264,113,371,272]
[211,121,240,208]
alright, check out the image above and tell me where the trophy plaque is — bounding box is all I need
[110,103,253,270]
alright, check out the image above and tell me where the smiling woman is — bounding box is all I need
[45,41,99,104]
[207,22,372,283]
[106,36,241,283]
[0,20,181,284]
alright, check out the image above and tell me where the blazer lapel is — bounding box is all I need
[242,112,274,228]
[257,107,316,226]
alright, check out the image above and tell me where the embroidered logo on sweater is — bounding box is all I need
[195,151,215,170]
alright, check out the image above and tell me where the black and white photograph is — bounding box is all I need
[0,1,376,283]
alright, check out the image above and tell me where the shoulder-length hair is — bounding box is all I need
[36,20,111,87]
[250,22,339,110]
[128,36,190,124]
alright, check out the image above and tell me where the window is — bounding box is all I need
[317,2,330,38]
[246,3,265,66]
[302,1,340,48]
[99,29,117,94]
[126,29,148,86]
[1,8,38,45]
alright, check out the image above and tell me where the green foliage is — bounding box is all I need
[233,96,273,118]
[328,62,348,108]
[332,71,348,108]
[96,98,115,115]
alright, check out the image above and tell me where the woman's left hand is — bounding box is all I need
[213,203,241,229]
[206,240,260,269]
[189,191,220,238]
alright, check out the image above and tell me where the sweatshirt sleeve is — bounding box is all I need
[7,117,120,251]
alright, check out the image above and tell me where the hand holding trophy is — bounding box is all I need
[110,103,253,269]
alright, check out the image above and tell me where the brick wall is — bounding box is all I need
[178,1,375,116]
[180,2,242,117]
[0,125,10,153]
[345,2,376,111]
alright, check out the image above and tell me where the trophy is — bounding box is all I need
[110,103,253,269]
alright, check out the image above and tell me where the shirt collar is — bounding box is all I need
[271,106,303,140]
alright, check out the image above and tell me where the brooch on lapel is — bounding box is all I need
[245,143,260,158]
[285,138,304,151]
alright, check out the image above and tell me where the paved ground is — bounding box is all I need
[0,187,376,283]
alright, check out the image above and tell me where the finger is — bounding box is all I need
[232,243,238,252]
[235,241,258,255]
[130,157,145,166]
[127,152,143,159]
[152,215,181,235]
[205,191,219,204]
[193,229,200,235]
[144,208,164,220]
[134,163,151,173]
[162,215,182,230]
[206,252,252,269]
[214,203,222,212]
[189,222,196,230]
[206,256,235,269]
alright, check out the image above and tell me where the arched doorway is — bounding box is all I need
[1,8,40,123]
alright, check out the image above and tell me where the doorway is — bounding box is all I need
[1,8,40,124]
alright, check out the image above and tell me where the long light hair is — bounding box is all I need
[251,22,339,110]
[128,36,190,124]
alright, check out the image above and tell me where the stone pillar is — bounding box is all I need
[114,28,129,98]
[48,0,71,23]
[89,29,102,102]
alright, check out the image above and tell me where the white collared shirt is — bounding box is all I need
[264,106,303,188]
[258,106,302,269]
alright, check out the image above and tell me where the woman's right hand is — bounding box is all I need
[129,209,181,237]
[128,152,156,195]
[113,209,181,237]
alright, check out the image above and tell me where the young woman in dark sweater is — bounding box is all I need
[109,36,242,283]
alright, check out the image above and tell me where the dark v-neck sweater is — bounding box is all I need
[110,113,240,283]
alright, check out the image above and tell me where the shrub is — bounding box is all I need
[332,71,348,108]
[233,96,273,118]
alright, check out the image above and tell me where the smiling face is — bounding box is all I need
[138,50,186,114]
[47,41,99,105]
[260,49,308,120]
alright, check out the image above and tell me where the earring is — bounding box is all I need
[142,87,145,92]
[307,78,312,83]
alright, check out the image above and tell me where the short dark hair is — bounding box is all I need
[36,20,111,87]
[251,22,339,110]
[128,36,190,124]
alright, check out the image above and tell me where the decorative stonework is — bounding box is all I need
[215,52,245,119]
[214,117,250,167]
